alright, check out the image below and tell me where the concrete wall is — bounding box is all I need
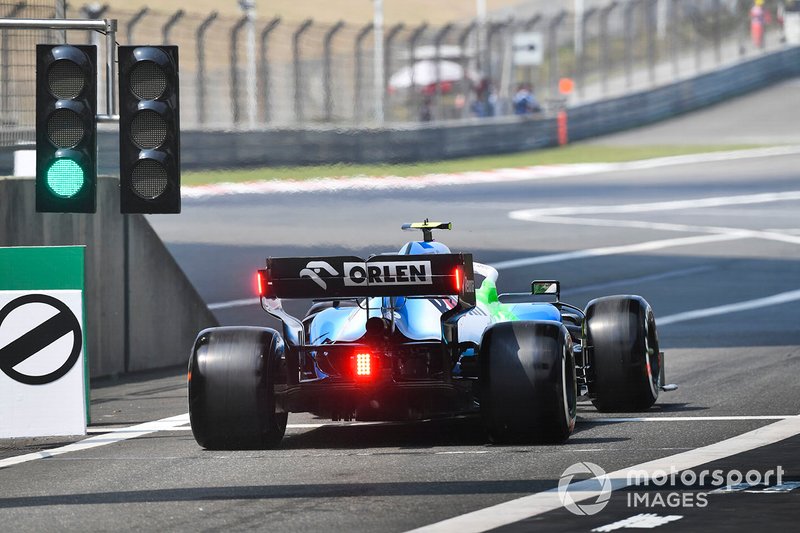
[0,177,218,378]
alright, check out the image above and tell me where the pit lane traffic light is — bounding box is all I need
[118,46,181,214]
[35,44,97,213]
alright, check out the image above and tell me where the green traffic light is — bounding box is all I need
[46,158,85,198]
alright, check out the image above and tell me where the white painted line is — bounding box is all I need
[592,513,683,532]
[708,483,754,494]
[753,481,800,493]
[87,424,192,433]
[405,415,800,533]
[0,413,189,470]
[181,146,800,198]
[488,233,744,270]
[658,288,800,326]
[585,415,793,423]
[562,266,715,296]
[510,190,800,218]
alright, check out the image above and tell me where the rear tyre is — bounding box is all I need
[189,327,288,449]
[586,295,660,412]
[480,321,577,443]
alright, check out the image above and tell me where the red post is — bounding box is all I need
[557,110,568,146]
[751,2,765,48]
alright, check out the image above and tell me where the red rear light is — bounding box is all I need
[257,269,268,297]
[355,352,371,377]
[453,267,462,293]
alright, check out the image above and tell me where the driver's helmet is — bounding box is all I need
[398,240,451,255]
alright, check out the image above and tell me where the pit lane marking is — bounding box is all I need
[592,513,683,532]
[585,416,794,423]
[657,288,800,326]
[510,190,800,218]
[0,413,189,470]
[488,233,745,270]
[405,414,800,533]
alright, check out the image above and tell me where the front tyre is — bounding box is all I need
[189,327,288,449]
[480,321,577,443]
[586,295,660,412]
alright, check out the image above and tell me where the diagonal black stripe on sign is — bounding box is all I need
[0,294,83,385]
[0,312,74,368]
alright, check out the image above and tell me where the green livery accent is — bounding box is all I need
[475,278,520,322]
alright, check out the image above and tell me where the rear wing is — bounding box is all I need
[258,253,475,305]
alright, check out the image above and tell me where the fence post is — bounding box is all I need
[406,23,428,119]
[259,17,281,124]
[162,9,184,44]
[82,4,108,44]
[522,15,542,92]
[196,11,217,127]
[383,22,405,121]
[458,22,475,118]
[486,21,505,84]
[354,22,373,123]
[433,23,453,120]
[644,0,656,85]
[669,0,679,80]
[694,1,702,73]
[125,7,148,44]
[599,2,617,96]
[230,15,248,126]
[82,3,108,112]
[323,20,345,122]
[292,19,313,124]
[624,0,636,89]
[1,2,25,115]
[547,10,566,100]
[576,7,597,99]
[712,0,721,64]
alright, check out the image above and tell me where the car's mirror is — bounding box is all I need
[531,280,560,301]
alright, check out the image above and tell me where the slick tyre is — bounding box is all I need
[189,327,288,449]
[586,295,660,412]
[480,321,577,443]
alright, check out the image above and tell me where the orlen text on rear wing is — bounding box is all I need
[258,253,475,305]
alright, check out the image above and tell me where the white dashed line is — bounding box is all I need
[592,513,683,532]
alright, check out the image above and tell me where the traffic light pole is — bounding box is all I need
[0,18,118,120]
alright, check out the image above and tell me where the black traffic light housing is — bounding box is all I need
[118,46,181,214]
[35,44,97,213]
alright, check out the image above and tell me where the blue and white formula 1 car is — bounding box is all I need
[188,222,676,449]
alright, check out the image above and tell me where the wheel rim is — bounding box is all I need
[643,318,659,400]
[561,341,577,430]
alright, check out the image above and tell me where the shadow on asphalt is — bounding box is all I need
[276,417,629,450]
[0,479,564,507]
